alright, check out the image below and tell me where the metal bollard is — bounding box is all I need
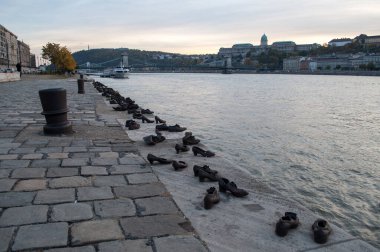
[39,88,72,134]
[77,79,85,94]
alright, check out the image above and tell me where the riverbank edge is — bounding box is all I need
[95,78,380,251]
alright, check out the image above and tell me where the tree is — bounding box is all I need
[367,62,375,71]
[42,42,76,72]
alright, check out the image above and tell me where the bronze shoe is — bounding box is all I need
[175,144,189,154]
[192,146,215,157]
[147,153,172,164]
[275,212,300,237]
[204,187,220,209]
[312,219,332,244]
[218,177,248,197]
[172,160,188,171]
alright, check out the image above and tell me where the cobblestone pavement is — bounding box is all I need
[0,78,208,252]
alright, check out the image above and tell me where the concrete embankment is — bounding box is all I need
[0,72,20,82]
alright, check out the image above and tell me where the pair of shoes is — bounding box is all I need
[218,178,248,197]
[175,144,189,154]
[183,132,200,145]
[113,106,127,111]
[192,146,215,157]
[312,219,332,244]
[156,124,169,131]
[133,112,142,119]
[168,124,187,132]
[155,116,166,124]
[275,215,332,244]
[147,153,171,164]
[204,187,220,209]
[125,120,140,130]
[193,165,218,182]
[141,115,154,123]
[141,108,154,114]
[143,134,166,145]
[275,212,300,237]
[172,160,188,171]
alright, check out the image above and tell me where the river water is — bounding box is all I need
[95,73,380,248]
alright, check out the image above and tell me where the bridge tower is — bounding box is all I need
[121,52,128,67]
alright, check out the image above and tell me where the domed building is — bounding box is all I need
[260,34,268,47]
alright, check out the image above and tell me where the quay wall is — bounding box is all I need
[0,72,20,82]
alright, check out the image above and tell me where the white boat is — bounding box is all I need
[113,66,129,78]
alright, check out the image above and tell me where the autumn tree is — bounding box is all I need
[42,42,77,72]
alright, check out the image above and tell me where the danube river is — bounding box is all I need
[96,73,380,248]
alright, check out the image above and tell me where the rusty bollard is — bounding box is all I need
[77,78,85,94]
[39,88,72,134]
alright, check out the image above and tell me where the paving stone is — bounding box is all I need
[44,245,95,252]
[0,154,19,160]
[61,158,89,167]
[49,176,92,188]
[0,169,10,178]
[110,165,151,174]
[91,157,118,166]
[71,140,92,147]
[64,147,88,153]
[98,239,152,252]
[81,166,108,175]
[77,186,114,201]
[93,175,127,187]
[94,198,136,217]
[47,152,69,159]
[21,153,44,159]
[120,215,191,238]
[98,152,119,158]
[47,139,72,147]
[34,188,75,204]
[11,168,46,178]
[22,139,49,147]
[71,219,124,245]
[71,152,96,158]
[114,183,168,199]
[0,191,36,207]
[30,159,61,168]
[135,197,179,215]
[0,142,20,148]
[14,179,47,191]
[0,205,48,226]
[0,179,17,192]
[0,227,15,252]
[51,203,94,222]
[127,173,158,184]
[37,147,63,153]
[12,222,68,250]
[154,235,208,252]
[9,147,36,154]
[119,153,146,165]
[0,159,30,168]
[88,147,112,152]
[112,145,138,152]
[47,168,79,177]
[0,148,10,154]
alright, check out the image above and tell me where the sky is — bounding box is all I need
[2,0,380,55]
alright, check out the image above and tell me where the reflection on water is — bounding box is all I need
[96,73,380,248]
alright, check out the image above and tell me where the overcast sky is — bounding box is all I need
[2,0,380,55]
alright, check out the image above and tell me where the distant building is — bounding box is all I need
[272,41,296,52]
[218,43,253,58]
[364,35,380,46]
[295,43,320,52]
[0,24,18,68]
[18,40,31,68]
[260,34,268,47]
[328,38,352,47]
[283,57,302,71]
[30,54,36,68]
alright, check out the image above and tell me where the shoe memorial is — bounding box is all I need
[193,165,218,177]
[155,115,166,124]
[143,134,166,145]
[147,153,172,164]
[204,187,220,210]
[141,108,154,114]
[218,177,248,197]
[168,124,187,132]
[192,146,215,157]
[172,160,188,171]
[312,219,332,244]
[182,132,200,145]
[141,115,154,123]
[175,143,189,154]
[275,212,300,237]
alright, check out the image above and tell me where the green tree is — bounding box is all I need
[42,42,76,72]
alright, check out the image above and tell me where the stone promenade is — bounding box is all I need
[0,77,208,251]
